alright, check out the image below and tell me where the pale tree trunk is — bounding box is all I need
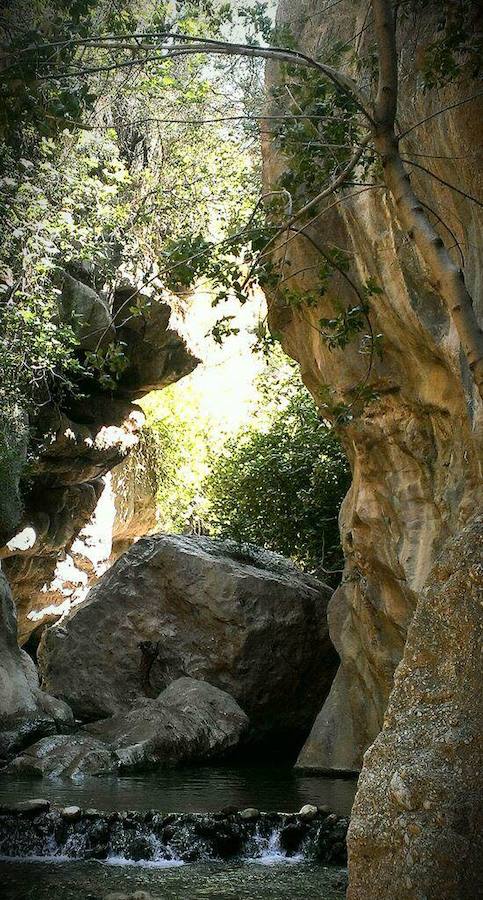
[371,0,483,401]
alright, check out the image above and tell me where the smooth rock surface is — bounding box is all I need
[39,535,336,742]
[347,517,483,899]
[264,0,483,773]
[8,733,119,779]
[85,677,249,771]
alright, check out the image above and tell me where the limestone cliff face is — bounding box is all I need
[12,449,158,646]
[0,273,198,646]
[265,0,483,772]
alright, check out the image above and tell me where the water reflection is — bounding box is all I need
[0,765,357,816]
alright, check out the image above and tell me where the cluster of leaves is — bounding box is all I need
[204,355,350,579]
[416,0,483,89]
[271,68,367,201]
[0,0,266,411]
[139,383,215,534]
[0,129,133,407]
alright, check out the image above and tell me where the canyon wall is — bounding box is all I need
[264,0,482,777]
[0,270,198,747]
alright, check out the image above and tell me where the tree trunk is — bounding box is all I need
[371,0,483,401]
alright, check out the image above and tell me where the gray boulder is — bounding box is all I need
[86,677,249,771]
[39,535,337,742]
[8,678,248,778]
[8,733,118,778]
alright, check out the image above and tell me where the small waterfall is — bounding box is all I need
[248,825,304,865]
[0,805,348,867]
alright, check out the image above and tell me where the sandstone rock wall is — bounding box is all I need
[0,570,73,761]
[13,449,158,646]
[265,0,483,773]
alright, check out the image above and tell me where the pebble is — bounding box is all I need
[61,805,81,820]
[239,808,260,821]
[298,804,318,821]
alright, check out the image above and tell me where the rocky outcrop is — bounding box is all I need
[347,516,483,899]
[38,534,337,744]
[10,678,248,777]
[14,449,157,645]
[265,0,483,773]
[8,733,119,779]
[86,677,249,771]
[0,570,73,762]
[9,677,248,777]
[0,274,198,646]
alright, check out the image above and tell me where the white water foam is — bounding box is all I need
[105,856,184,869]
[247,828,304,866]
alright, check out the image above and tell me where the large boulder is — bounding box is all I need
[0,569,73,762]
[9,678,248,777]
[347,517,483,900]
[86,677,249,771]
[38,535,336,743]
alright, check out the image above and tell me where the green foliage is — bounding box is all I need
[204,355,350,578]
[140,383,215,534]
[416,1,482,89]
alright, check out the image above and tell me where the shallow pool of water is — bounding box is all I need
[0,764,357,816]
[0,858,348,899]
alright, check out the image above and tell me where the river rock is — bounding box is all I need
[8,733,119,778]
[39,535,336,743]
[347,517,483,899]
[85,677,249,770]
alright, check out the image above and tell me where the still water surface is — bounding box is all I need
[0,764,357,816]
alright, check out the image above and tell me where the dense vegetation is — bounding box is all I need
[136,351,349,578]
[205,360,350,579]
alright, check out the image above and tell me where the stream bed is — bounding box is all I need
[0,766,356,898]
[0,858,348,899]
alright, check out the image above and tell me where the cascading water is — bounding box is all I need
[0,804,348,867]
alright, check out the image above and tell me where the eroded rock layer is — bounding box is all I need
[265,0,483,773]
[0,277,198,645]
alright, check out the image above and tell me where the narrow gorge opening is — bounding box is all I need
[0,2,481,899]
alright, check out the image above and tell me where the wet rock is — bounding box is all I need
[39,534,335,743]
[8,733,119,779]
[298,803,318,821]
[61,805,81,820]
[239,808,260,821]
[279,822,307,853]
[84,677,248,771]
[6,798,50,815]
